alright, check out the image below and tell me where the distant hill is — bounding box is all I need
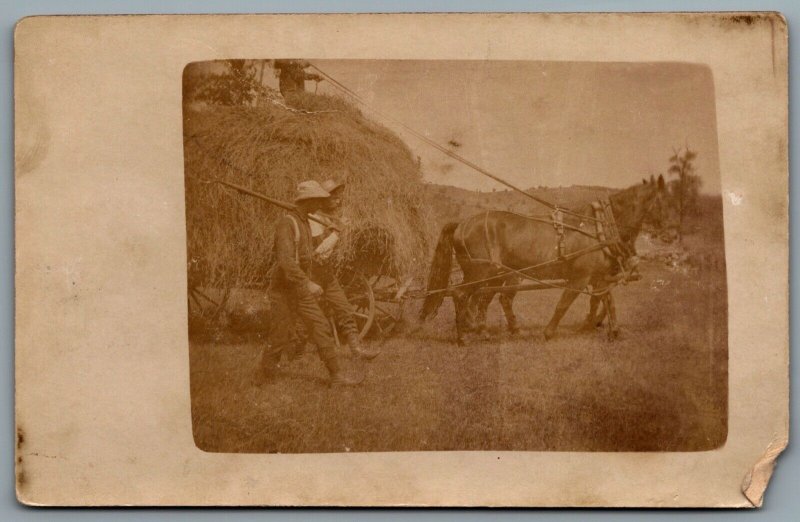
[421,183,618,225]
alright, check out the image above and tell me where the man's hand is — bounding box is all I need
[307,281,324,298]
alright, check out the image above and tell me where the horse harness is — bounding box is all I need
[452,198,639,296]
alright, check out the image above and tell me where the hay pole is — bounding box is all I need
[310,63,603,224]
[215,179,294,212]
[203,178,332,228]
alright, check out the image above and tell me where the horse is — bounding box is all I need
[420,175,667,344]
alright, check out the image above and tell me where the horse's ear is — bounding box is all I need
[657,174,666,190]
[642,178,647,185]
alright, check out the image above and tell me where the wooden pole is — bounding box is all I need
[213,179,331,228]
[470,281,568,295]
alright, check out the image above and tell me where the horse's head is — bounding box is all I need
[610,174,668,240]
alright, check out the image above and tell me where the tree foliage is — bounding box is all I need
[184,60,269,106]
[667,146,702,241]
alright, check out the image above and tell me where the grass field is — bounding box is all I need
[189,198,727,453]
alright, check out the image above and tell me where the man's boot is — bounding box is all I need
[346,332,380,360]
[324,356,364,387]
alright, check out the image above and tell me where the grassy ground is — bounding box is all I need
[189,202,727,453]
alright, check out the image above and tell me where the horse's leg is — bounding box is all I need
[499,289,519,334]
[580,294,601,332]
[474,292,493,340]
[595,299,608,328]
[453,265,482,346]
[465,293,482,337]
[465,278,491,341]
[604,292,620,340]
[498,275,519,334]
[472,291,489,333]
[457,291,484,344]
[451,249,481,345]
[581,277,608,331]
[476,270,508,338]
[461,262,499,342]
[475,268,513,337]
[544,277,589,340]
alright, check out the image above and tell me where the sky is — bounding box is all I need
[195,59,721,193]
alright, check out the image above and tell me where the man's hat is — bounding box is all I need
[321,179,345,194]
[294,180,330,202]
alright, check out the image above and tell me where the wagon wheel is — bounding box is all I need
[188,286,229,320]
[367,274,410,338]
[340,271,376,342]
[187,285,231,339]
[188,286,204,317]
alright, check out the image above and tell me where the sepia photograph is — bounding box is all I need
[183,59,727,454]
[14,12,787,506]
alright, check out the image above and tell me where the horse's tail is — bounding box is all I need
[420,222,459,321]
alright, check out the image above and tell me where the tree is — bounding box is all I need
[184,60,269,106]
[667,146,702,242]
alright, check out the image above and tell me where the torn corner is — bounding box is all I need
[741,437,788,507]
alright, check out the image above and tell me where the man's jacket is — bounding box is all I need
[270,209,313,289]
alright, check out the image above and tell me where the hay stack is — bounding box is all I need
[183,94,432,290]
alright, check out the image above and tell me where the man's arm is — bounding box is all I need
[274,217,311,288]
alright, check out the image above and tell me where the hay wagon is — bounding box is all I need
[183,94,432,342]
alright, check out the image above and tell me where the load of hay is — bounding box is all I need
[183,94,432,292]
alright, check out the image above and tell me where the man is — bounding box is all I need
[272,59,323,103]
[257,181,362,387]
[309,179,380,360]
